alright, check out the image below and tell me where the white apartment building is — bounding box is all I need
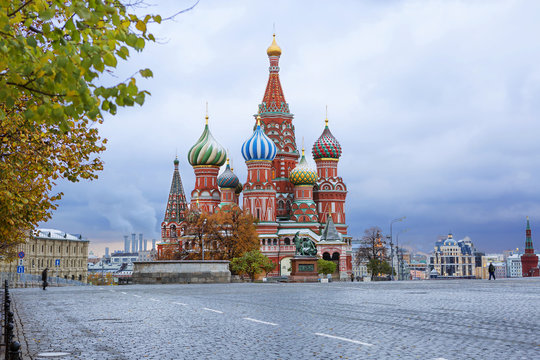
[506,254,522,278]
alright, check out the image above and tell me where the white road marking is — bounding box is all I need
[109,289,115,292]
[173,302,187,306]
[203,308,223,314]
[150,298,160,302]
[121,292,127,295]
[243,317,278,326]
[314,333,373,347]
[133,295,141,298]
[433,358,448,360]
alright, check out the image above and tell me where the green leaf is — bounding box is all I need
[103,52,117,67]
[27,37,37,47]
[135,20,146,32]
[139,68,153,78]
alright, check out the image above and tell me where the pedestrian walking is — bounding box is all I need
[42,267,49,290]
[350,273,354,282]
[488,262,496,280]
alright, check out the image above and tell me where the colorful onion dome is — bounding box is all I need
[235,182,243,195]
[267,34,282,56]
[188,116,227,166]
[241,116,277,161]
[312,118,342,159]
[217,161,239,188]
[289,149,317,185]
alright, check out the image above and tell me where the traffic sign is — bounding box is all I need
[55,259,60,266]
[16,266,24,274]
[18,259,23,266]
[18,251,24,259]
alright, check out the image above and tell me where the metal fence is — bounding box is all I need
[0,272,88,288]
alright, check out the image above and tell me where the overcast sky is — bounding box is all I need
[42,0,540,256]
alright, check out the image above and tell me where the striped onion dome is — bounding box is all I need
[312,119,342,159]
[188,118,227,166]
[217,162,239,188]
[289,150,317,185]
[241,117,277,161]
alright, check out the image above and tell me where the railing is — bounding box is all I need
[0,272,88,288]
[2,280,22,360]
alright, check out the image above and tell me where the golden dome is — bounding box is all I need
[267,34,282,56]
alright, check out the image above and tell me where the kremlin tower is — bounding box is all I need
[521,216,539,277]
[187,112,227,213]
[159,34,352,279]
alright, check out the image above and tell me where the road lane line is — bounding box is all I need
[121,292,127,295]
[203,308,223,314]
[150,298,160,302]
[133,295,141,298]
[243,317,278,326]
[173,302,187,306]
[314,333,373,347]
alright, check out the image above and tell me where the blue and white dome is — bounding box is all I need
[241,117,277,161]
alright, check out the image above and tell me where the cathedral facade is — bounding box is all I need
[158,35,352,278]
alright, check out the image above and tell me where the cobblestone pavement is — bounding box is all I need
[10,278,540,360]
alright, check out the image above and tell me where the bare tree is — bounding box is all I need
[355,227,390,280]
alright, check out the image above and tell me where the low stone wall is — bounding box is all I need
[132,261,231,284]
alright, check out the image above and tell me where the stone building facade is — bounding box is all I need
[430,233,476,278]
[0,229,89,282]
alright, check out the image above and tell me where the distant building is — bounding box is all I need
[430,233,476,278]
[521,217,539,277]
[506,254,522,278]
[0,229,89,282]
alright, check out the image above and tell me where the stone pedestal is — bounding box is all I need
[289,257,319,282]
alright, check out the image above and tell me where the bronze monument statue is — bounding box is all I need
[293,231,317,257]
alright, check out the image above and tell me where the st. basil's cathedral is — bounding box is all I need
[158,35,352,279]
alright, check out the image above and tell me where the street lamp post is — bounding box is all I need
[396,228,409,280]
[389,216,406,280]
[201,219,207,261]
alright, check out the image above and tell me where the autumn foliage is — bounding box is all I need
[158,206,260,261]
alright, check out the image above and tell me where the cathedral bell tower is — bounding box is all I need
[242,116,278,234]
[257,34,298,219]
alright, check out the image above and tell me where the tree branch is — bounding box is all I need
[8,0,34,17]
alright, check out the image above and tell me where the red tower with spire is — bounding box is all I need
[258,35,298,219]
[521,216,539,277]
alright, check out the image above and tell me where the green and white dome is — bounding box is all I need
[188,119,227,166]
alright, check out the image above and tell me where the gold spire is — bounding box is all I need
[325,105,329,126]
[267,34,282,56]
[257,115,261,126]
[205,101,209,125]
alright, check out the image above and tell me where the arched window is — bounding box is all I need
[332,252,340,261]
[273,239,277,246]
[262,239,265,245]
[323,252,331,261]
[284,238,290,245]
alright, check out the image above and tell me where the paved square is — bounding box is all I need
[11,279,540,359]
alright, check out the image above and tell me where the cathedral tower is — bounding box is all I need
[242,116,278,234]
[161,157,189,242]
[312,116,348,233]
[258,35,298,219]
[187,114,227,213]
[217,159,240,210]
[289,148,319,229]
